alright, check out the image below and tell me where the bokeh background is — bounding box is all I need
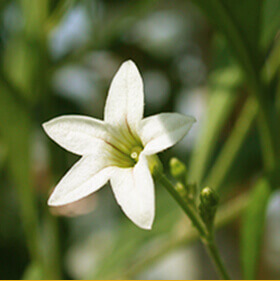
[0,0,279,279]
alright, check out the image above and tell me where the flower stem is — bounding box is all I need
[123,193,248,279]
[155,169,208,237]
[204,236,231,279]
[154,169,231,280]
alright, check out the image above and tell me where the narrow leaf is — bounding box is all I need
[189,66,241,184]
[192,0,264,87]
[261,0,280,48]
[241,178,272,279]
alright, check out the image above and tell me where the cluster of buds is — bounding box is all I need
[169,157,219,230]
[169,158,197,202]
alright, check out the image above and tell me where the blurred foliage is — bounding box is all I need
[0,0,279,279]
[241,178,271,279]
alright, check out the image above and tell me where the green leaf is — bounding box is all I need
[261,0,280,48]
[191,0,278,173]
[192,0,264,87]
[189,66,241,184]
[0,85,41,264]
[205,96,258,190]
[241,178,272,279]
[22,262,45,280]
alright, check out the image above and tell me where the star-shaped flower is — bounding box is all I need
[43,60,195,229]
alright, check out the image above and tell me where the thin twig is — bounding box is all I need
[123,192,248,279]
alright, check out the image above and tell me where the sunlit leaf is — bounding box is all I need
[189,66,241,184]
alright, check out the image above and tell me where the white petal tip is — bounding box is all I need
[140,224,153,230]
[42,119,56,136]
[133,220,153,230]
[122,59,136,66]
[47,195,60,207]
[47,192,69,207]
[120,60,139,72]
[133,215,154,230]
[180,115,196,131]
[42,121,49,132]
[185,115,196,123]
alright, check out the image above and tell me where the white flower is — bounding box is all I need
[43,60,195,229]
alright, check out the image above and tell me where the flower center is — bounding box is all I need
[130,146,142,162]
[107,125,144,168]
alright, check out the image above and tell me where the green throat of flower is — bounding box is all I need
[108,126,144,168]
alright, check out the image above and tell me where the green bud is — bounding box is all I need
[175,182,188,200]
[199,187,219,230]
[200,187,219,207]
[169,157,187,184]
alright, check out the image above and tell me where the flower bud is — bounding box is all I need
[200,187,219,207]
[199,187,219,230]
[169,157,187,184]
[175,182,188,200]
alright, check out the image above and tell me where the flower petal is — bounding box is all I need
[43,115,111,156]
[48,156,112,206]
[139,113,195,155]
[50,192,97,217]
[110,155,155,230]
[104,60,144,129]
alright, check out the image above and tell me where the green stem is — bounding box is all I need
[155,169,208,237]
[123,193,247,279]
[205,237,231,279]
[154,169,231,279]
[256,105,276,172]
